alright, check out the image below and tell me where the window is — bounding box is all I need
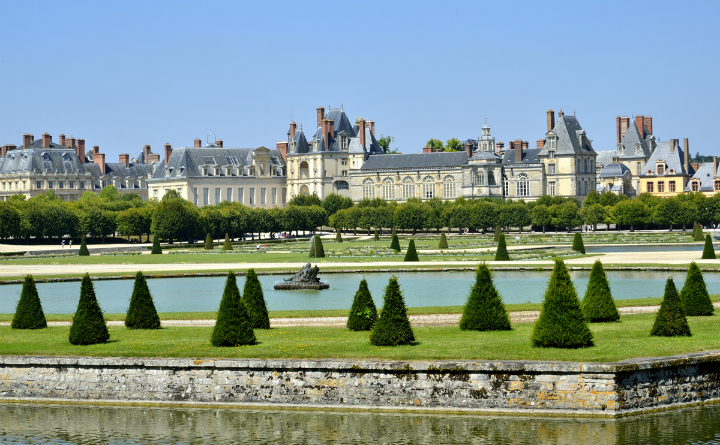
[657,164,665,175]
[299,161,309,178]
[692,181,700,192]
[363,178,374,200]
[548,181,556,196]
[669,181,676,192]
[69,181,74,189]
[715,181,720,191]
[177,187,182,195]
[382,178,395,200]
[422,176,434,199]
[658,181,665,193]
[249,187,255,205]
[299,185,309,195]
[342,170,348,176]
[260,188,266,205]
[516,173,529,197]
[548,150,555,159]
[36,181,42,189]
[193,188,198,206]
[341,160,347,166]
[203,188,209,206]
[647,182,654,193]
[341,136,349,151]
[48,181,53,188]
[402,177,415,199]
[271,188,277,205]
[636,162,642,175]
[475,171,484,185]
[58,181,64,189]
[237,188,244,204]
[154,189,159,198]
[443,176,456,199]
[488,172,496,185]
[547,137,556,149]
[214,188,220,204]
[282,188,287,204]
[503,176,509,196]
[548,163,556,174]
[226,188,232,202]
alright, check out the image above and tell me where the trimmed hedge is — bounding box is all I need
[309,235,325,258]
[347,279,378,331]
[335,230,343,243]
[572,233,585,254]
[79,237,89,256]
[693,223,704,241]
[211,271,256,346]
[151,236,162,254]
[680,262,714,316]
[651,277,692,337]
[11,275,47,329]
[493,226,502,242]
[390,230,401,252]
[439,232,448,249]
[374,229,379,241]
[494,233,510,261]
[222,233,232,251]
[125,271,161,329]
[69,273,110,345]
[404,239,419,261]
[531,259,594,348]
[581,261,619,322]
[370,276,415,346]
[459,264,511,331]
[204,233,213,250]
[702,234,716,259]
[242,269,270,329]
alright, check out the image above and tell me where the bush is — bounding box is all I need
[702,234,716,259]
[125,271,161,329]
[222,233,232,251]
[439,232,448,249]
[581,261,619,322]
[493,226,502,242]
[572,233,585,254]
[79,237,90,256]
[390,230,401,252]
[211,271,256,346]
[531,259,593,348]
[404,239,419,261]
[494,233,510,261]
[459,264,511,331]
[374,229,379,241]
[335,230,343,243]
[11,275,47,329]
[347,279,378,331]
[651,277,691,336]
[151,236,162,254]
[242,269,270,329]
[693,223,704,241]
[69,273,110,345]
[680,262,714,316]
[204,233,213,250]
[370,276,415,346]
[309,235,325,258]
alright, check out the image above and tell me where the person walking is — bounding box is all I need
[61,240,65,248]
[69,240,72,249]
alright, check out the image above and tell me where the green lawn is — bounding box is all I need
[1,313,718,362]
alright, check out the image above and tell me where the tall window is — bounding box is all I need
[443,176,456,199]
[193,188,198,206]
[548,181,556,196]
[636,162,642,175]
[647,182,654,193]
[249,187,255,205]
[422,176,434,199]
[715,181,720,191]
[382,178,395,200]
[692,181,700,192]
[658,181,665,193]
[215,188,221,205]
[657,164,665,175]
[547,137,556,149]
[271,188,277,205]
[260,188,266,205]
[226,188,232,202]
[669,181,676,192]
[282,188,287,204]
[402,177,415,199]
[237,188,244,204]
[363,178,374,200]
[503,176,509,196]
[475,171,484,185]
[488,172,496,185]
[203,188,209,206]
[548,163,556,174]
[516,173,529,197]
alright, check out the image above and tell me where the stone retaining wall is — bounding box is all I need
[2,352,720,416]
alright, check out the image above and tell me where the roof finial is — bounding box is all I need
[484,117,488,124]
[291,109,293,122]
[300,124,302,131]
[341,102,343,110]
[573,109,576,116]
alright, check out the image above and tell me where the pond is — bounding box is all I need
[2,270,718,315]
[586,244,705,253]
[1,402,720,444]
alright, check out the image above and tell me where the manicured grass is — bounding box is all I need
[1,313,719,362]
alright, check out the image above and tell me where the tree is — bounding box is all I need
[680,262,714,316]
[581,261,619,322]
[531,259,594,348]
[116,207,152,241]
[439,231,448,249]
[309,234,325,258]
[471,201,499,233]
[242,269,270,329]
[377,134,398,154]
[614,199,650,231]
[0,202,21,240]
[347,279,378,331]
[335,230,343,242]
[204,233,214,250]
[404,239,419,261]
[459,264,511,331]
[702,234,716,259]
[211,271,256,346]
[493,226,502,242]
[445,138,464,152]
[151,236,162,254]
[151,197,198,242]
[370,276,415,346]
[693,223,704,241]
[495,233,510,261]
[79,237,90,256]
[425,138,444,151]
[390,229,401,252]
[223,233,232,250]
[581,204,606,231]
[651,278,691,337]
[11,275,47,329]
[394,203,425,235]
[498,203,531,232]
[322,194,353,217]
[69,273,110,345]
[125,271,161,329]
[288,194,322,207]
[572,233,585,254]
[99,184,121,201]
[553,202,582,232]
[531,205,551,233]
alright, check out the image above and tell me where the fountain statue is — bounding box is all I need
[274,262,330,290]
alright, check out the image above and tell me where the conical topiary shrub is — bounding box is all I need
[459,264,511,331]
[347,279,378,331]
[404,239,419,261]
[204,233,214,250]
[309,235,325,258]
[151,236,162,254]
[79,237,90,256]
[223,233,232,251]
[125,271,161,329]
[242,269,270,329]
[390,230,401,252]
[694,223,704,241]
[680,262,714,316]
[702,234,716,259]
[493,226,502,242]
[374,229,379,241]
[370,276,415,346]
[211,271,256,346]
[336,230,343,243]
[572,233,585,254]
[494,233,510,261]
[531,259,594,348]
[69,273,110,345]
[439,232,448,249]
[11,275,47,329]
[651,277,691,337]
[581,261,620,322]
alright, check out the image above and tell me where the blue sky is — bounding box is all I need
[1,0,718,160]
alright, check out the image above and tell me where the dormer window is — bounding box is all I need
[657,163,665,175]
[341,135,349,151]
[290,141,296,153]
[547,136,556,149]
[248,167,255,176]
[692,181,700,192]
[313,140,319,151]
[202,167,208,176]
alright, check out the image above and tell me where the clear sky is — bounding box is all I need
[1,0,718,160]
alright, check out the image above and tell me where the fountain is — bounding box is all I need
[273,262,330,290]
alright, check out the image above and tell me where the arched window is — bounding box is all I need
[488,171,496,185]
[335,181,349,190]
[422,176,434,199]
[363,178,374,200]
[299,185,310,195]
[443,176,456,199]
[402,177,415,200]
[299,161,309,179]
[475,170,485,185]
[382,177,395,200]
[516,173,529,197]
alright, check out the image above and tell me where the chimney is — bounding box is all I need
[358,118,366,149]
[93,145,100,156]
[194,139,202,148]
[635,115,645,139]
[146,153,160,163]
[547,110,555,132]
[558,109,564,118]
[367,120,375,136]
[316,107,325,128]
[714,156,717,177]
[42,133,51,148]
[164,143,172,166]
[77,139,86,163]
[290,121,297,140]
[616,116,622,144]
[670,139,676,154]
[465,141,473,158]
[423,146,432,153]
[215,139,223,148]
[119,153,130,168]
[644,116,653,135]
[522,141,529,150]
[23,134,32,149]
[0,146,7,157]
[143,145,151,162]
[59,134,66,147]
[67,137,75,150]
[620,117,629,140]
[537,139,545,148]
[496,142,504,156]
[514,140,523,163]
[684,138,690,173]
[276,141,288,161]
[95,150,106,174]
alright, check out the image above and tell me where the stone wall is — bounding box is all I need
[2,352,720,416]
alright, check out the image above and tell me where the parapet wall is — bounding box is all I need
[2,352,720,416]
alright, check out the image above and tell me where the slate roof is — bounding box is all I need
[289,129,310,154]
[642,140,692,176]
[595,150,616,169]
[686,162,718,192]
[152,147,285,180]
[541,115,596,156]
[598,162,631,178]
[617,119,652,159]
[287,108,383,156]
[501,148,543,165]
[358,152,468,171]
[469,151,500,161]
[1,147,89,174]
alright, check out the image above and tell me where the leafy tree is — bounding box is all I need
[680,262,714,316]
[531,204,551,233]
[531,259,593,348]
[151,196,198,242]
[439,232,448,249]
[99,185,121,201]
[116,207,152,241]
[459,264,511,331]
[702,234,716,259]
[471,201,498,233]
[498,203,531,232]
[613,199,650,231]
[377,134,398,154]
[678,201,699,231]
[11,275,47,329]
[125,271,161,329]
[370,276,415,346]
[394,202,425,235]
[390,229,401,251]
[581,261,619,322]
[445,137,464,152]
[347,279,378,331]
[581,203,606,231]
[288,194,322,207]
[309,234,325,258]
[69,273,110,345]
[404,239,419,261]
[211,271,256,346]
[582,191,602,207]
[223,233,232,250]
[79,237,90,256]
[495,233,510,261]
[204,233,214,250]
[0,202,21,240]
[572,233,585,254]
[425,138,444,151]
[322,194,353,217]
[78,206,115,240]
[242,269,270,329]
[651,278,691,337]
[151,236,162,254]
[552,202,582,232]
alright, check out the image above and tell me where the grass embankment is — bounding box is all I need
[1,312,718,362]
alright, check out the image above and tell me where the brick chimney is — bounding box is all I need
[522,141,529,150]
[616,116,622,144]
[67,137,75,150]
[164,143,172,166]
[23,134,32,149]
[643,116,653,136]
[714,156,717,177]
[558,110,564,118]
[93,145,100,156]
[367,120,375,136]
[42,133,51,148]
[322,118,334,150]
[684,138,690,173]
[316,107,325,128]
[290,121,297,140]
[514,140,523,163]
[635,115,645,139]
[143,145,151,162]
[194,139,202,148]
[276,141,288,160]
[94,148,106,174]
[146,153,160,163]
[423,146,432,153]
[1,146,7,157]
[77,139,86,163]
[537,139,545,148]
[215,139,223,148]
[119,153,130,168]
[547,110,555,132]
[358,118,366,149]
[465,141,473,158]
[496,142,504,156]
[620,117,629,140]
[670,139,677,154]
[59,134,66,147]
